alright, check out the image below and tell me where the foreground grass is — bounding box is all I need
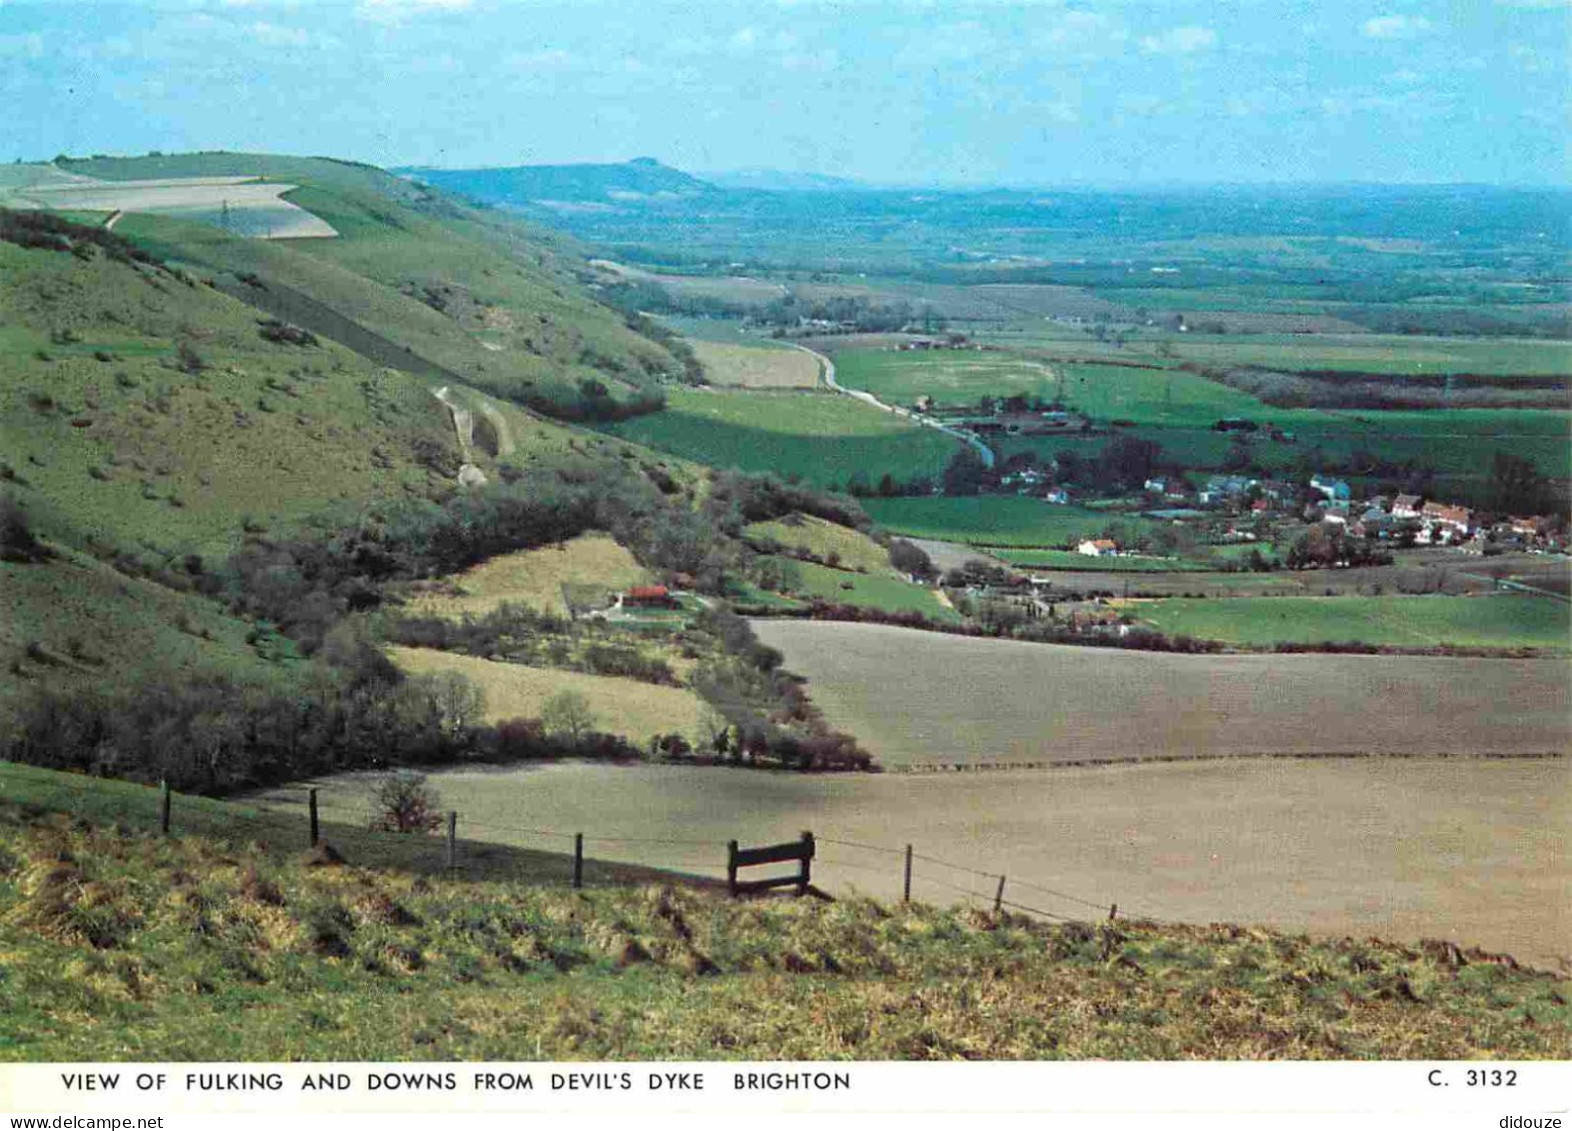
[0,765,1567,1060]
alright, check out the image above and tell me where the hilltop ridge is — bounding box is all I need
[401,158,714,206]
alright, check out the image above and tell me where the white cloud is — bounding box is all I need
[0,32,43,58]
[1119,94,1171,117]
[507,48,575,71]
[1031,9,1128,60]
[1139,25,1216,55]
[357,0,472,24]
[1361,15,1433,39]
[781,48,839,74]
[250,21,311,47]
[730,27,758,49]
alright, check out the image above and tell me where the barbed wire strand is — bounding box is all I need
[912,850,1000,880]
[818,836,906,857]
[220,793,1164,920]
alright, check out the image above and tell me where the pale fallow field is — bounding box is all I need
[1,172,337,239]
[386,646,708,744]
[690,339,822,388]
[750,620,1570,767]
[281,756,1568,971]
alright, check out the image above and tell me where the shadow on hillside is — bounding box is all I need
[0,761,725,893]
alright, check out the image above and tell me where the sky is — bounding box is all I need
[0,0,1567,186]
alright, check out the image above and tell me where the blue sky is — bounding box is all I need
[0,0,1566,185]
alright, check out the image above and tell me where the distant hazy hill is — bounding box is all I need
[402,158,714,206]
[699,168,866,192]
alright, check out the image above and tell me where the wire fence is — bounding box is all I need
[150,781,1167,925]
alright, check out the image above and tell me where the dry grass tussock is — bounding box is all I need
[0,798,1566,1061]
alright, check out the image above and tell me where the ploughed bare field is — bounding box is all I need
[751,620,1571,767]
[281,757,1569,970]
[8,175,337,238]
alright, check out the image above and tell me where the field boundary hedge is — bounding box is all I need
[737,600,1566,659]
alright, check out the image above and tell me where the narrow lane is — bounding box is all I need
[796,342,996,468]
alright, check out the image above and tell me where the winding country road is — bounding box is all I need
[795,343,995,468]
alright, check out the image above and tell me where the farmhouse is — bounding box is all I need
[1077,538,1118,557]
[1199,475,1256,506]
[1310,474,1352,502]
[1392,494,1424,519]
[1421,501,1473,533]
[614,585,678,611]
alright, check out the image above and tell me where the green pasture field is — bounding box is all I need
[990,415,1571,499]
[833,348,1061,404]
[762,556,960,621]
[863,496,1162,548]
[1132,593,1571,651]
[836,347,1572,496]
[994,325,1572,378]
[656,316,801,349]
[596,388,961,490]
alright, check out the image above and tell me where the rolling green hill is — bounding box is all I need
[401,157,714,206]
[49,151,690,419]
[0,168,706,711]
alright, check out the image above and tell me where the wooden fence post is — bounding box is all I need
[903,844,913,904]
[160,780,171,836]
[798,831,814,896]
[726,839,739,897]
[308,788,319,846]
[994,874,1006,914]
[573,833,584,890]
[446,811,457,872]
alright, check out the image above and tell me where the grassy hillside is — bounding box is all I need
[1,762,1565,1061]
[0,547,297,710]
[0,199,705,730]
[56,152,688,419]
[0,238,460,558]
[745,514,894,574]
